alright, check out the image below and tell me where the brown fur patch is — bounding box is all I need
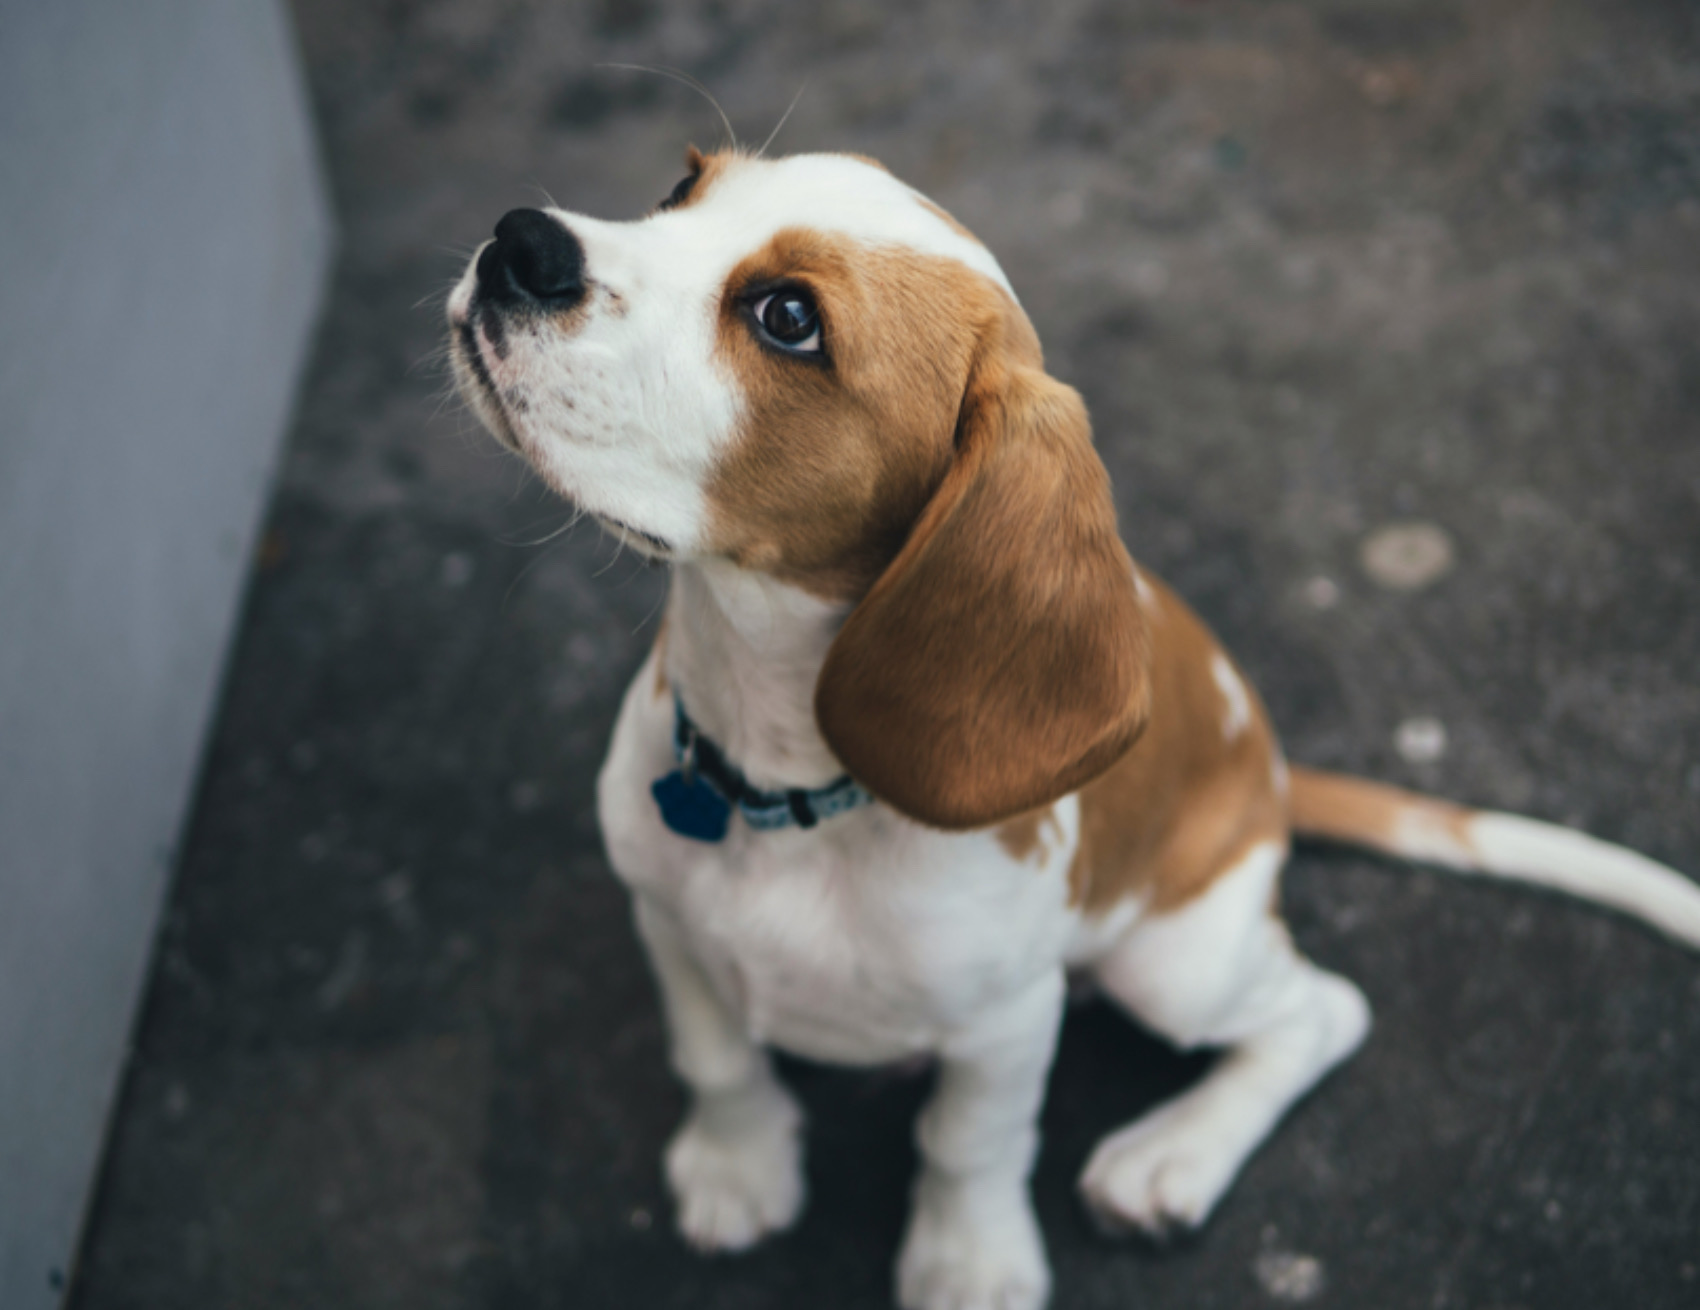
[1069,577,1287,915]
[1287,767,1471,852]
[706,233,1020,599]
[659,146,739,214]
[814,324,1150,829]
[997,806,1061,865]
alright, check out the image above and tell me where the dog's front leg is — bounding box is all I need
[632,896,805,1253]
[898,968,1065,1310]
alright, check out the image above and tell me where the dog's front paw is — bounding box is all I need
[664,1085,805,1254]
[897,1173,1050,1310]
[1077,1100,1238,1240]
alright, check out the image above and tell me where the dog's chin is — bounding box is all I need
[446,323,671,560]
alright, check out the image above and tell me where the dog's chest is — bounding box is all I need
[623,798,1081,1064]
[597,648,1087,1062]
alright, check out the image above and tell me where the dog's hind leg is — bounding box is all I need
[1079,839,1371,1237]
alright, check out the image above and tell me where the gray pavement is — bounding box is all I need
[72,2,1700,1307]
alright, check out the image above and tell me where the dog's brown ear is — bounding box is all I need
[815,341,1150,830]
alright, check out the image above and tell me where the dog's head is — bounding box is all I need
[449,149,1150,828]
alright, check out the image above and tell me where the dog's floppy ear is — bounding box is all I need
[815,332,1150,830]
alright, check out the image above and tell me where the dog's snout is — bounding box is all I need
[478,208,585,309]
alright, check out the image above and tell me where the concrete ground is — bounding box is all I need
[72,2,1700,1307]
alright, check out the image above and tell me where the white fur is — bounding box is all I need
[665,559,851,789]
[1464,812,1700,947]
[1132,567,1157,611]
[1378,800,1700,947]
[1209,652,1253,741]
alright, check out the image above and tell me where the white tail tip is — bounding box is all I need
[1467,813,1700,949]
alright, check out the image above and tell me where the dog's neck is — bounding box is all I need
[663,558,854,791]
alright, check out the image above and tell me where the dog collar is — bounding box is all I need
[650,695,874,842]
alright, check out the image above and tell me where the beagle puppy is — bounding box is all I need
[447,148,1700,1310]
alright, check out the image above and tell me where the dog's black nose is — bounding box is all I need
[477,208,585,308]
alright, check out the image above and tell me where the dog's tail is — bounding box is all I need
[1287,766,1700,949]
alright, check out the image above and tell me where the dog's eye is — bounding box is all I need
[657,172,698,211]
[752,290,822,354]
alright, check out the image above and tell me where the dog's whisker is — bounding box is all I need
[592,524,633,578]
[597,62,737,150]
[500,533,574,612]
[424,390,458,423]
[415,272,473,314]
[412,344,458,381]
[498,507,584,550]
[757,81,808,159]
[634,585,667,635]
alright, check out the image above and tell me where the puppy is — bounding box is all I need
[448,148,1700,1310]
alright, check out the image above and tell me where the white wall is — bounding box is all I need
[0,2,333,1302]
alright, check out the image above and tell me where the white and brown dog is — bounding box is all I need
[448,148,1700,1310]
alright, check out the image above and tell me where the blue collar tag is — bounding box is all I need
[652,769,732,843]
[652,696,875,841]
